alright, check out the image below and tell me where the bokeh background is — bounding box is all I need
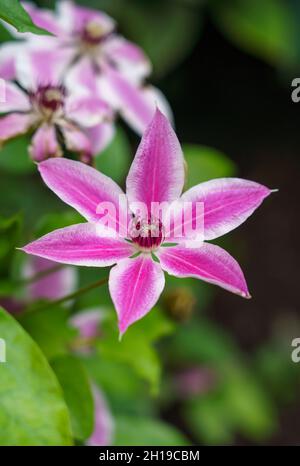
[0,0,299,446]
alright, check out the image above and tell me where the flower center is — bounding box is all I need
[31,85,66,117]
[130,217,164,251]
[81,20,106,45]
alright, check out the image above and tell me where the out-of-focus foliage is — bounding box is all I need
[0,307,73,445]
[0,0,50,34]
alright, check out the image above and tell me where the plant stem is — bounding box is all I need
[22,277,108,315]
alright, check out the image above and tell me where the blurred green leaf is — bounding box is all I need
[211,0,298,66]
[97,308,174,393]
[114,415,189,446]
[95,126,131,185]
[96,0,202,77]
[0,212,22,275]
[51,355,94,442]
[0,136,35,175]
[20,306,78,360]
[0,307,72,445]
[183,144,236,189]
[34,211,83,238]
[0,0,51,35]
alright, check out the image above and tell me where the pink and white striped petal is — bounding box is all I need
[57,0,115,36]
[126,109,184,214]
[87,122,115,156]
[29,124,61,161]
[38,158,128,227]
[65,95,111,127]
[157,243,250,298]
[0,42,24,80]
[0,113,33,141]
[23,2,66,36]
[61,124,91,155]
[109,254,165,335]
[100,68,171,135]
[16,46,74,90]
[0,82,30,113]
[21,223,134,267]
[180,178,272,240]
[102,35,151,83]
[65,57,100,96]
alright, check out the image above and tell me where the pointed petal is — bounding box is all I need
[109,254,165,334]
[29,124,62,161]
[157,243,250,298]
[0,42,23,80]
[61,123,91,155]
[38,158,128,227]
[87,122,115,156]
[16,46,74,90]
[23,1,65,36]
[100,68,171,134]
[65,95,111,127]
[64,56,99,96]
[180,178,272,240]
[126,109,184,214]
[57,0,115,35]
[102,35,151,83]
[0,82,30,113]
[21,223,134,266]
[0,113,32,142]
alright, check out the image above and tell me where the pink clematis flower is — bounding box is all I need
[21,110,273,335]
[0,46,114,161]
[9,1,171,135]
[87,384,114,446]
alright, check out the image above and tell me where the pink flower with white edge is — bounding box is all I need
[15,1,171,135]
[0,46,114,161]
[20,110,273,335]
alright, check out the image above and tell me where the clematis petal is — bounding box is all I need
[0,113,33,142]
[70,309,102,341]
[180,178,272,240]
[87,122,115,156]
[109,254,165,335]
[65,95,111,127]
[29,124,62,161]
[57,0,115,36]
[86,385,114,447]
[23,1,66,36]
[157,242,250,298]
[0,82,31,113]
[16,46,74,90]
[24,257,77,301]
[38,158,128,227]
[100,68,172,134]
[102,35,151,83]
[0,42,24,80]
[21,223,134,267]
[65,57,99,96]
[126,109,184,214]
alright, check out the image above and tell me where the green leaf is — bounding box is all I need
[0,307,72,445]
[183,144,236,189]
[114,415,189,446]
[0,0,51,35]
[95,126,131,185]
[19,306,78,360]
[97,308,174,393]
[51,355,94,442]
[0,135,35,175]
[211,0,298,66]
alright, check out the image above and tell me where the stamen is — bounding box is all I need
[130,217,164,251]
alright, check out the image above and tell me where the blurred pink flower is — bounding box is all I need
[21,110,272,335]
[24,256,77,301]
[86,384,114,446]
[0,46,114,161]
[175,367,217,398]
[0,1,171,135]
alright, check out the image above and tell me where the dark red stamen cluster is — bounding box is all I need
[130,218,164,251]
[31,85,66,113]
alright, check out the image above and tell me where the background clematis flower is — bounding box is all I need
[20,110,273,335]
[0,46,114,161]
[0,0,171,135]
[87,384,114,446]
